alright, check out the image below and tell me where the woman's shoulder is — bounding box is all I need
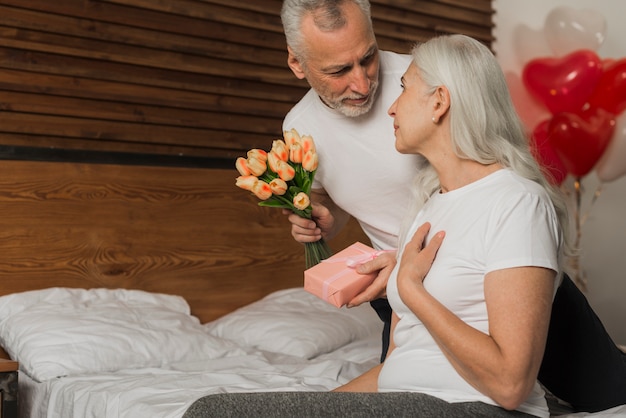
[500,170,549,195]
[471,170,553,215]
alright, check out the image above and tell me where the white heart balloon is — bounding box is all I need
[544,6,607,56]
[596,112,626,183]
[512,23,552,67]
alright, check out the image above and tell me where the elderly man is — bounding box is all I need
[281,0,417,363]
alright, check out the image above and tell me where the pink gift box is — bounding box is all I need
[304,242,380,308]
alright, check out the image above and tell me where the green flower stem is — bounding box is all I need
[258,197,311,219]
[305,238,333,269]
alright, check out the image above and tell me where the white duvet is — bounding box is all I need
[22,336,380,418]
[4,288,382,418]
[3,287,625,418]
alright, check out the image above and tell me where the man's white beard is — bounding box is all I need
[332,80,379,117]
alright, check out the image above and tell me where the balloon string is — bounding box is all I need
[581,182,604,226]
[567,179,604,291]
[571,178,586,290]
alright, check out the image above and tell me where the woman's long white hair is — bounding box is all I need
[400,34,572,257]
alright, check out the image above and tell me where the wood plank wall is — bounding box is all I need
[0,0,493,163]
[0,160,372,323]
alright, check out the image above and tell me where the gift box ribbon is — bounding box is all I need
[321,248,394,300]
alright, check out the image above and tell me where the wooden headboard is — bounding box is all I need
[0,159,368,324]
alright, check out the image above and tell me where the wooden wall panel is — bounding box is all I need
[0,0,493,163]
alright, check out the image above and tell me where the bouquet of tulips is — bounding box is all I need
[235,128,332,268]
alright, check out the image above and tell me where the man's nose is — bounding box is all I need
[349,66,370,95]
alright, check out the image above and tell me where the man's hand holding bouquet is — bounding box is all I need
[235,129,332,268]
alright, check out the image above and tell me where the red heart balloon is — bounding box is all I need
[522,49,603,114]
[530,120,568,185]
[547,108,616,177]
[587,58,626,115]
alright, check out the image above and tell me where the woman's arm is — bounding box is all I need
[334,312,400,392]
[348,251,397,307]
[397,223,555,410]
[332,363,383,392]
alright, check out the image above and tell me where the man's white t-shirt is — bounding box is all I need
[378,169,562,418]
[282,51,420,250]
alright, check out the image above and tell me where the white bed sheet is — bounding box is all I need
[22,348,626,418]
[21,338,626,418]
[21,335,381,418]
[13,286,626,418]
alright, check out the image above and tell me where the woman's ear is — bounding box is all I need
[433,86,451,119]
[287,47,306,80]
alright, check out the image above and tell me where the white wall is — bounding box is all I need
[493,0,626,344]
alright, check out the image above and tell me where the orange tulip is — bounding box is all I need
[289,142,303,164]
[271,139,289,162]
[246,156,267,176]
[276,160,295,181]
[283,128,301,149]
[235,175,258,191]
[293,192,310,210]
[267,151,281,173]
[235,157,252,176]
[300,135,316,154]
[247,148,267,162]
[302,150,318,171]
[269,178,288,195]
[251,180,272,200]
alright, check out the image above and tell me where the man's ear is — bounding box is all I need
[287,46,306,80]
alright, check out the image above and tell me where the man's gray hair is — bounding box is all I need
[281,0,372,60]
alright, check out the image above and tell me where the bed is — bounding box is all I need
[0,158,381,418]
[0,159,623,418]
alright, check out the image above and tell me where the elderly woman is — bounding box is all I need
[335,34,570,418]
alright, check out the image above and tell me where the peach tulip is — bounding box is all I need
[247,148,267,162]
[269,178,288,195]
[246,156,267,176]
[293,192,310,210]
[302,150,318,171]
[276,160,295,181]
[235,157,251,176]
[300,135,316,154]
[283,128,301,149]
[271,139,289,162]
[267,151,281,173]
[289,141,303,163]
[235,175,258,191]
[251,180,272,200]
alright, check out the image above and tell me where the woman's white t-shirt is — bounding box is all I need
[378,169,562,418]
